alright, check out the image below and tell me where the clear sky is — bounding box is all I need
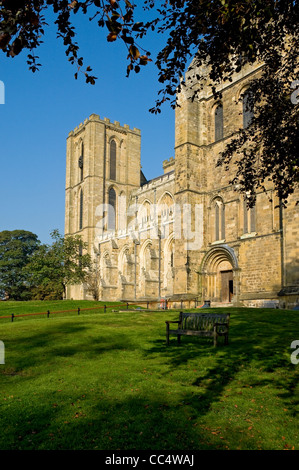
[0,7,175,245]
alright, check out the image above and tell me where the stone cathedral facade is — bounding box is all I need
[65,60,299,308]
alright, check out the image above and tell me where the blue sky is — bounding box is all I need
[0,7,175,245]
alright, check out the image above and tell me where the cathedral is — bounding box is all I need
[64,60,299,309]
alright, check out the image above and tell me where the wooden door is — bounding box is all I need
[221,270,233,303]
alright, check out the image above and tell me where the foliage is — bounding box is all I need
[25,229,91,299]
[0,230,40,300]
[84,259,101,301]
[0,0,151,83]
[1,1,298,203]
[145,0,299,206]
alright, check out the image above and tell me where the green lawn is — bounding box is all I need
[0,299,128,319]
[0,301,298,450]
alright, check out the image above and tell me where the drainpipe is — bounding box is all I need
[134,197,139,299]
[134,238,140,300]
[134,242,137,300]
[279,198,286,288]
[103,124,107,232]
[158,231,161,299]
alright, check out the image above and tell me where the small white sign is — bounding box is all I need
[291,80,299,105]
[0,81,4,104]
[0,341,4,364]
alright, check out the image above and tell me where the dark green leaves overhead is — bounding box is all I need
[1,1,298,202]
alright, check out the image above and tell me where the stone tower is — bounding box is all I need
[65,114,142,299]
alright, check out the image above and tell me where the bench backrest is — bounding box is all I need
[179,312,230,331]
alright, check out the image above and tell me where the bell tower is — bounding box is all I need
[65,113,142,299]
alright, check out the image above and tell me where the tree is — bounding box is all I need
[146,1,299,206]
[25,229,91,299]
[1,1,298,204]
[0,0,152,83]
[0,230,40,300]
[84,259,101,301]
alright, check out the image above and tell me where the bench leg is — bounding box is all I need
[213,327,217,347]
[178,334,181,345]
[166,323,170,345]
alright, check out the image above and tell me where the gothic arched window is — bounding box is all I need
[243,90,254,128]
[214,104,223,142]
[215,199,225,241]
[78,142,84,182]
[110,140,116,180]
[79,189,83,230]
[108,187,116,231]
[243,199,256,233]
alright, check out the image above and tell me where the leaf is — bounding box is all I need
[129,45,140,60]
[139,55,152,66]
[126,63,133,76]
[122,35,134,44]
[107,32,117,42]
[0,32,11,49]
[68,1,78,9]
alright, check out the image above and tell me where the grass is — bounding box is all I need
[0,299,128,319]
[0,301,298,450]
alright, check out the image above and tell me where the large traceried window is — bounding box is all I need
[243,90,254,128]
[110,140,116,180]
[108,187,116,231]
[214,104,223,142]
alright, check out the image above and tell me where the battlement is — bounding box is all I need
[133,170,175,196]
[68,113,141,137]
[162,156,175,174]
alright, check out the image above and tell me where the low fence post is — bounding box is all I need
[104,305,106,313]
[11,313,14,323]
[78,307,80,315]
[47,310,50,318]
[127,302,129,310]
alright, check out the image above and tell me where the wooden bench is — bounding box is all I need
[166,311,230,347]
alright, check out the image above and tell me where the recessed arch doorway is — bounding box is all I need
[200,245,239,304]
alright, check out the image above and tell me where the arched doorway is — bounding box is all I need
[200,245,239,304]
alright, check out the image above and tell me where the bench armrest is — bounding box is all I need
[165,320,181,324]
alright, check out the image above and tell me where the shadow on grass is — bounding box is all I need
[0,392,258,450]
[144,310,299,423]
[1,309,298,450]
[1,321,138,378]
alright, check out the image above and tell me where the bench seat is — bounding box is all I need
[166,312,230,347]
